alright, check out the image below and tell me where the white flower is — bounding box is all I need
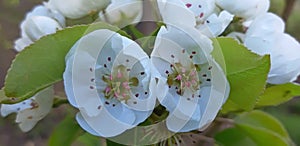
[244,13,300,84]
[63,29,156,137]
[181,0,216,23]
[151,25,230,132]
[157,0,233,37]
[22,16,63,41]
[1,87,54,132]
[47,0,111,19]
[14,37,33,52]
[15,5,65,52]
[216,0,270,21]
[196,10,233,37]
[99,0,143,27]
[244,13,284,55]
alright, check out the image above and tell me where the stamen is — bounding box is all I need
[102,65,140,102]
[105,87,111,94]
[186,3,192,8]
[122,82,130,90]
[200,12,204,18]
[117,72,122,78]
[167,62,200,96]
[176,75,182,80]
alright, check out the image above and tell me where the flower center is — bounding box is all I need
[167,63,201,95]
[102,65,138,101]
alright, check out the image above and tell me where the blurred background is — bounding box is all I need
[0,0,300,145]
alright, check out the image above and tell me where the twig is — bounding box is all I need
[215,117,235,125]
[282,0,296,22]
[52,97,69,108]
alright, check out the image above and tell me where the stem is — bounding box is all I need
[128,25,145,39]
[215,117,235,125]
[197,135,215,144]
[282,0,296,22]
[52,97,69,108]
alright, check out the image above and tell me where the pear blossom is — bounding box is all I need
[47,0,111,19]
[157,0,233,37]
[216,0,270,26]
[15,5,65,52]
[196,10,233,37]
[1,87,53,132]
[63,29,156,137]
[99,0,143,27]
[244,13,300,84]
[151,25,230,132]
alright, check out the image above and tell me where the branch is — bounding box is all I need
[282,0,296,22]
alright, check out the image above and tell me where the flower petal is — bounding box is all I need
[77,106,135,137]
[151,24,229,132]
[1,100,32,117]
[99,0,143,27]
[26,4,66,27]
[47,0,111,19]
[1,87,54,132]
[197,10,234,37]
[157,0,196,27]
[181,0,216,23]
[14,37,33,52]
[152,25,212,65]
[64,29,119,116]
[64,29,156,137]
[166,107,201,132]
[15,5,65,52]
[244,13,285,56]
[267,33,300,84]
[226,32,245,43]
[198,59,229,127]
[216,0,270,20]
[22,16,62,41]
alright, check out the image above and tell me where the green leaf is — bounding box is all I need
[73,133,104,146]
[0,89,20,104]
[234,110,294,146]
[266,107,300,145]
[256,83,300,107]
[48,115,83,146]
[4,22,125,103]
[106,139,126,146]
[215,128,256,146]
[212,37,270,112]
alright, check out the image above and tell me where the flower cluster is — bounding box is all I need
[216,0,300,84]
[1,0,300,144]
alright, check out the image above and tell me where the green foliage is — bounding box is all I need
[215,128,256,146]
[106,139,126,146]
[216,110,294,146]
[212,37,270,113]
[265,103,300,145]
[48,115,83,146]
[73,133,104,146]
[256,83,300,107]
[3,22,124,103]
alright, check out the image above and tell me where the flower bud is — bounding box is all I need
[22,16,62,41]
[47,0,111,19]
[99,0,143,27]
[14,5,65,52]
[216,0,270,20]
[244,13,300,84]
